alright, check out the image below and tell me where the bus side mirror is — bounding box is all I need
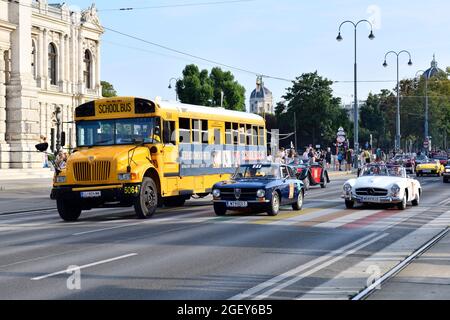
[61,131,66,147]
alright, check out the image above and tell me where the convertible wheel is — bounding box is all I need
[303,178,310,191]
[412,193,420,206]
[320,178,327,188]
[292,191,304,211]
[397,195,407,210]
[267,191,280,216]
[444,177,449,183]
[345,200,354,209]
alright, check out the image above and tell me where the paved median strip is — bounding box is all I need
[31,253,138,281]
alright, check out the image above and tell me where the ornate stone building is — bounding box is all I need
[249,76,273,115]
[0,0,103,168]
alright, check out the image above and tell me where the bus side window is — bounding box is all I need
[232,123,239,145]
[214,128,221,145]
[179,118,190,143]
[163,120,176,145]
[202,120,208,144]
[225,122,232,145]
[252,126,258,145]
[246,124,252,145]
[258,126,264,146]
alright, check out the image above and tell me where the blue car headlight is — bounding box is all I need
[256,189,266,198]
[212,189,221,198]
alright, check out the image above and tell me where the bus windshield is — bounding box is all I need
[76,117,161,147]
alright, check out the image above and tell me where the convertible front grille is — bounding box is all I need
[355,188,388,196]
[219,188,258,201]
[73,161,111,182]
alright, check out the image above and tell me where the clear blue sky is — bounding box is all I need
[70,0,450,108]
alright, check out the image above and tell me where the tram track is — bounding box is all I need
[351,226,450,300]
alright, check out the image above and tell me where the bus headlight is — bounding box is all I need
[55,176,66,183]
[118,173,132,181]
[257,189,266,198]
[212,189,221,198]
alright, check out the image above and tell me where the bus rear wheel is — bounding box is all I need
[56,199,82,222]
[134,177,158,219]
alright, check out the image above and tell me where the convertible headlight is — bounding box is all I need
[212,189,221,198]
[257,189,266,198]
[446,168,450,173]
[343,184,352,193]
[55,176,66,183]
[391,184,401,195]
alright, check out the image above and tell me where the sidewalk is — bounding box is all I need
[369,230,450,300]
[0,168,54,180]
[0,169,54,191]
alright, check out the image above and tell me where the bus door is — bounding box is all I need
[162,119,179,176]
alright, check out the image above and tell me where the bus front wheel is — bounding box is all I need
[56,199,82,222]
[134,177,158,219]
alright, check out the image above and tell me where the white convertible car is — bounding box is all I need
[342,164,422,210]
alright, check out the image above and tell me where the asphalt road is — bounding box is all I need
[0,175,449,300]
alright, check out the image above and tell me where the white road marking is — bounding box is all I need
[254,234,388,300]
[230,232,387,300]
[31,253,138,281]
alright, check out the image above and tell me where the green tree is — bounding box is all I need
[176,64,246,111]
[281,71,351,148]
[101,81,117,97]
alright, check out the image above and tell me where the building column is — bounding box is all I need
[64,34,69,91]
[58,32,65,91]
[42,28,48,90]
[78,33,84,94]
[5,0,40,168]
[0,48,10,168]
[36,28,43,88]
[96,40,101,96]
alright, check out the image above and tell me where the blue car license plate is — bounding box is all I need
[226,201,248,208]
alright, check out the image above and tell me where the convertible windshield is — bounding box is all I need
[76,117,161,147]
[233,165,281,179]
[359,165,405,177]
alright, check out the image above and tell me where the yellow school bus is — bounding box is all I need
[51,97,266,221]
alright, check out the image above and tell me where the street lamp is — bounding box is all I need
[382,50,413,151]
[168,77,180,101]
[415,70,430,150]
[336,20,375,167]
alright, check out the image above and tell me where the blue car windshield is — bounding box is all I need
[233,165,281,179]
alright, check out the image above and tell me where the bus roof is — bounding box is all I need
[76,97,265,124]
[156,99,264,123]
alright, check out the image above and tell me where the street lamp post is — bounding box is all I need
[336,20,375,168]
[382,50,413,151]
[415,69,429,151]
[168,77,180,101]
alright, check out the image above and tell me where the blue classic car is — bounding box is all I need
[212,163,305,216]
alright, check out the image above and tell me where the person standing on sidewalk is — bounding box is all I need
[325,147,332,169]
[345,148,352,172]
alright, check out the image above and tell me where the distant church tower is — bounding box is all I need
[250,76,273,114]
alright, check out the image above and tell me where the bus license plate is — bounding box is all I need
[81,191,101,198]
[226,201,248,208]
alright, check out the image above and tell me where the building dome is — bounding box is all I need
[250,86,272,99]
[423,55,445,79]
